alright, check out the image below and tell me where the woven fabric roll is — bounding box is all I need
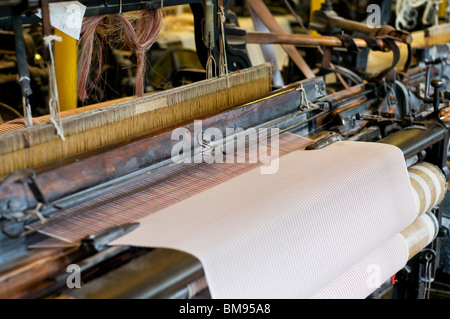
[311,212,438,299]
[311,233,409,299]
[112,141,417,298]
[408,162,447,218]
[400,212,439,260]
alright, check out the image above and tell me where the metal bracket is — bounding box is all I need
[0,169,47,238]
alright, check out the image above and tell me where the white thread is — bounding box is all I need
[22,96,33,127]
[423,254,433,299]
[296,83,314,110]
[206,53,216,79]
[19,75,33,126]
[43,34,62,44]
[45,36,65,141]
[50,115,65,141]
[119,0,122,14]
[396,0,441,29]
[219,6,229,88]
[26,203,47,224]
[422,0,442,26]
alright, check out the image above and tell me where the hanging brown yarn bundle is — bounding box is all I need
[77,9,163,103]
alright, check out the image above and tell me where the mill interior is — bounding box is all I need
[0,0,450,300]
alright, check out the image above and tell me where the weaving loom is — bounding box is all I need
[0,0,450,300]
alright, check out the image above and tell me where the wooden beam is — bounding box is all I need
[246,31,400,50]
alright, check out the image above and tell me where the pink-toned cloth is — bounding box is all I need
[311,233,409,298]
[112,141,417,298]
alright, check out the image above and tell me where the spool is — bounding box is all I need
[408,162,447,218]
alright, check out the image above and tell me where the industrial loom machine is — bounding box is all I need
[0,0,449,299]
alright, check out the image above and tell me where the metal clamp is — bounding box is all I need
[0,169,47,238]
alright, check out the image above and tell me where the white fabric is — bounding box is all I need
[112,141,417,298]
[311,233,409,299]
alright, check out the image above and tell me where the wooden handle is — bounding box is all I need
[246,31,399,50]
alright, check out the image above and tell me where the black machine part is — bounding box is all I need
[63,248,205,299]
[377,119,449,178]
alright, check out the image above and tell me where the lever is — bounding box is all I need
[431,79,443,113]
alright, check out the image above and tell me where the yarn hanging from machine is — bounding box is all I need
[77,9,163,102]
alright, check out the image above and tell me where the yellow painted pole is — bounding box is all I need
[54,29,77,111]
[309,0,325,36]
[439,0,447,24]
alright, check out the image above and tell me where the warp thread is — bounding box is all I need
[21,96,33,127]
[218,6,229,88]
[77,9,163,102]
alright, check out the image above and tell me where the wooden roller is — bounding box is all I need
[245,31,399,50]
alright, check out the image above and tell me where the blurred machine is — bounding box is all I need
[0,0,450,299]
